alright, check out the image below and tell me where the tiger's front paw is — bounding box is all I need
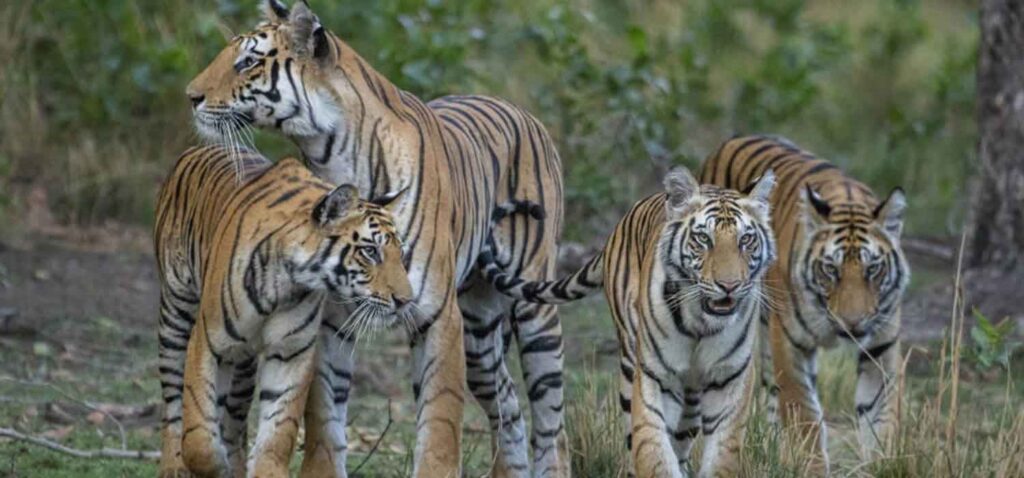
[182,430,230,478]
[158,467,195,478]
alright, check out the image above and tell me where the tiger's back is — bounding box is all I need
[700,135,879,278]
[154,145,272,299]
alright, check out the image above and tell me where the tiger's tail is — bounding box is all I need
[478,200,604,304]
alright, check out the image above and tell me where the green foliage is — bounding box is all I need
[0,0,977,236]
[966,308,1020,372]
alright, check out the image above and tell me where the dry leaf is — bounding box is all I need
[86,411,105,426]
[40,425,74,441]
[43,402,75,424]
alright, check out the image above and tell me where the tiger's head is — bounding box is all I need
[186,1,349,145]
[288,180,413,329]
[795,185,909,341]
[658,167,777,334]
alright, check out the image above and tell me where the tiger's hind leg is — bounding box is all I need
[460,277,530,478]
[157,286,199,478]
[181,319,232,478]
[221,357,257,478]
[511,300,569,478]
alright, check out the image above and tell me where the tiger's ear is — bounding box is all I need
[873,187,906,239]
[263,0,290,22]
[289,1,331,62]
[370,186,409,211]
[664,166,700,217]
[802,184,831,229]
[313,183,359,227]
[742,169,775,218]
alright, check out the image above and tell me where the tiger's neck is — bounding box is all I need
[292,39,432,204]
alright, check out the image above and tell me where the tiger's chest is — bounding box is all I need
[635,279,755,394]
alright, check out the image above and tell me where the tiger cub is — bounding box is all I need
[154,145,410,478]
[480,167,777,477]
[700,135,910,470]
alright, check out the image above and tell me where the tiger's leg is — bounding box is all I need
[630,363,683,478]
[670,389,701,474]
[460,278,530,478]
[619,357,637,475]
[222,357,257,478]
[768,313,828,474]
[158,288,198,477]
[410,292,466,478]
[758,314,779,425]
[181,321,232,478]
[247,304,321,478]
[855,321,901,456]
[300,308,355,478]
[697,358,755,478]
[511,300,568,478]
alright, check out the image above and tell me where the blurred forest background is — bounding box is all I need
[7,1,1020,477]
[0,0,977,240]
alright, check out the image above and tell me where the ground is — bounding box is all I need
[0,227,1020,477]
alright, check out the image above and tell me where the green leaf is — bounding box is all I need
[627,25,647,58]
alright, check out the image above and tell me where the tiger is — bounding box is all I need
[479,167,778,477]
[154,145,411,478]
[183,1,568,477]
[699,135,910,471]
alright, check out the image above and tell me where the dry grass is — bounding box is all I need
[563,255,1024,476]
[566,373,629,478]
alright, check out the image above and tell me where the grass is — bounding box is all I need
[1,273,1022,477]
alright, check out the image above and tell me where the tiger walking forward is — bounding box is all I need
[700,135,910,472]
[480,168,778,477]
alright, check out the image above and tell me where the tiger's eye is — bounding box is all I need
[739,233,755,248]
[359,245,381,263]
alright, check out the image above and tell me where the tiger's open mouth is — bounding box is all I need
[701,296,738,316]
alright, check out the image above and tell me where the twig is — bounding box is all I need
[0,377,129,450]
[945,231,968,455]
[350,399,394,477]
[902,237,955,262]
[0,427,159,460]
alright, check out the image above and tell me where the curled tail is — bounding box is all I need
[479,200,604,304]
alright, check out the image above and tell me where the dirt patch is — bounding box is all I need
[0,236,157,339]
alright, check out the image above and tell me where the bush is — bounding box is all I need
[0,0,977,237]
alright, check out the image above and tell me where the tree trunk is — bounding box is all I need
[967,0,1024,270]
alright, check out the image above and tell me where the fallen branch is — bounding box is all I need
[0,427,159,460]
[0,377,130,450]
[903,237,955,262]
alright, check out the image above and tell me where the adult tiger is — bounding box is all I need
[699,135,910,470]
[154,145,411,477]
[480,168,778,477]
[184,2,567,477]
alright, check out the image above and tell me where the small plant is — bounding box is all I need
[965,308,1020,372]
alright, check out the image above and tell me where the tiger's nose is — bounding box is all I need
[188,92,205,109]
[715,279,741,295]
[393,295,410,308]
